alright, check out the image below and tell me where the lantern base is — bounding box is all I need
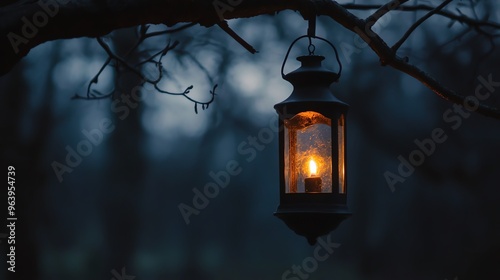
[274,207,351,245]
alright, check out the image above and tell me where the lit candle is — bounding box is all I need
[305,159,322,193]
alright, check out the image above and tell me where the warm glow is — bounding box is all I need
[309,159,318,176]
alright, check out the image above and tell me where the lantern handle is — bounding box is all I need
[281,35,342,80]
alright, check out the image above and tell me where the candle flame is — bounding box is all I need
[309,159,318,176]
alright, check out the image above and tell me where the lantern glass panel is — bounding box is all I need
[284,111,332,193]
[338,114,346,194]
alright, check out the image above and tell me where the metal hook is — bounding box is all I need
[307,16,316,55]
[308,43,316,55]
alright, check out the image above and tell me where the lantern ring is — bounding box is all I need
[281,35,342,80]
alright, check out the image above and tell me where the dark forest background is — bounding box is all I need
[1,3,500,280]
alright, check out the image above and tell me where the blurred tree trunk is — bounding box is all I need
[1,42,61,280]
[100,28,145,276]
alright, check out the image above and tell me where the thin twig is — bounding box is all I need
[84,56,112,99]
[344,3,500,30]
[96,37,152,82]
[174,49,215,85]
[78,28,216,113]
[392,0,453,52]
[365,0,410,24]
[143,23,197,40]
[217,21,258,54]
[124,23,196,59]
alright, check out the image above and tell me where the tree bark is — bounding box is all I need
[0,0,297,76]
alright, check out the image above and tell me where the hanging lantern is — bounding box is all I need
[274,32,351,245]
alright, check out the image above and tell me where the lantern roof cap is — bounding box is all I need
[284,55,339,85]
[276,55,348,114]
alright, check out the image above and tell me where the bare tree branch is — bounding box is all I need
[0,0,499,118]
[313,0,500,119]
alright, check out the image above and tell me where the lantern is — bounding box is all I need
[274,35,351,245]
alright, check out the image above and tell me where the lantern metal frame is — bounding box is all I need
[274,32,351,245]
